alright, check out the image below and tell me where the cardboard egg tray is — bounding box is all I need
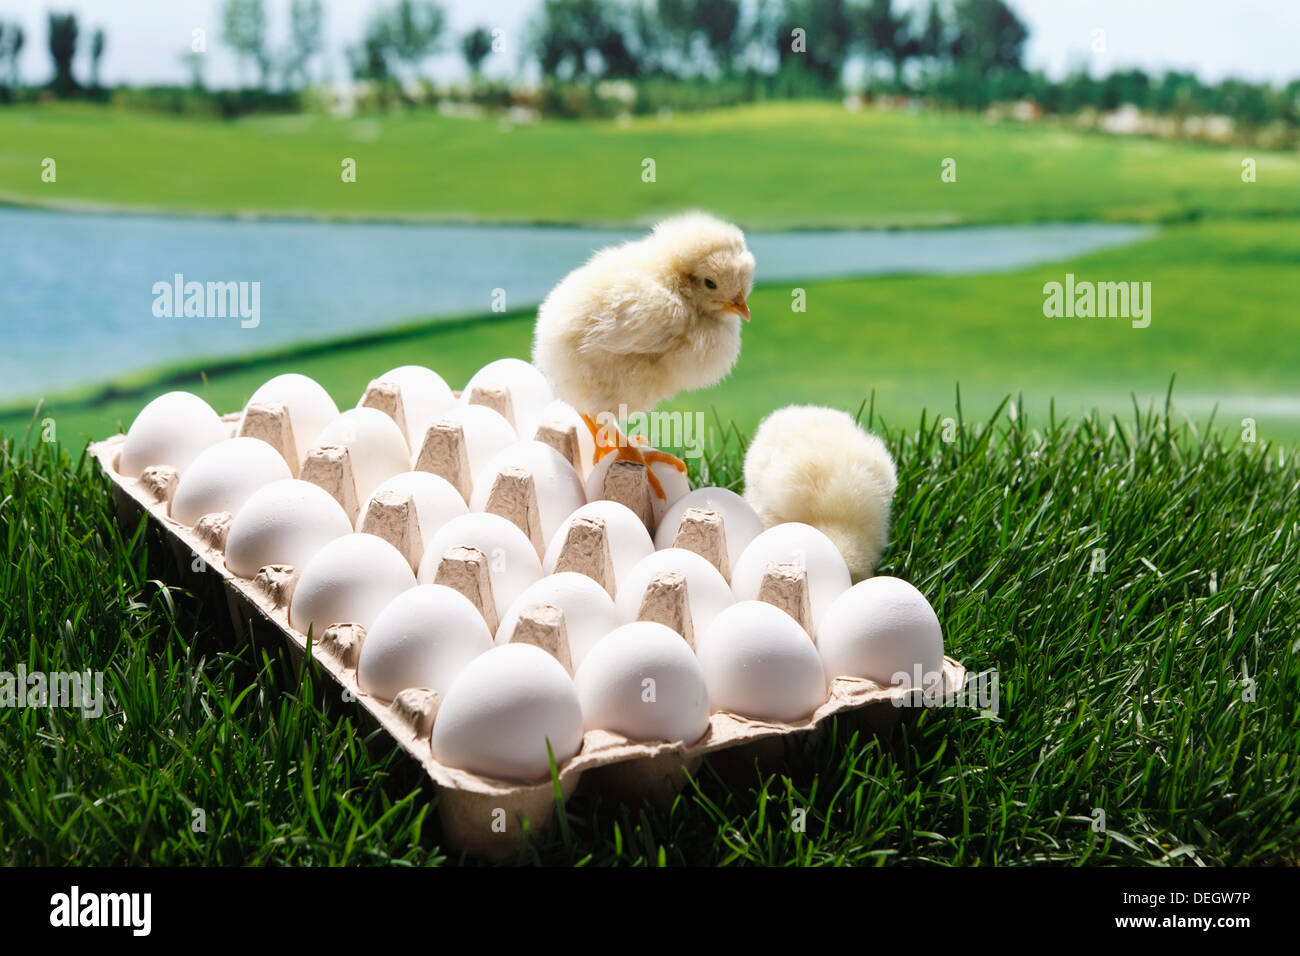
[89,384,965,860]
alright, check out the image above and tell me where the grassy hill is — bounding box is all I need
[3,101,1299,228]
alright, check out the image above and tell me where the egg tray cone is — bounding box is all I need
[90,427,965,862]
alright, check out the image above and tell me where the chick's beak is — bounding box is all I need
[724,294,751,322]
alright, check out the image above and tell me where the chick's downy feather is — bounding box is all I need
[532,212,754,416]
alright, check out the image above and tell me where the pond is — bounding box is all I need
[0,206,1150,401]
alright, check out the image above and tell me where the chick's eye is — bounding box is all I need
[704,278,717,289]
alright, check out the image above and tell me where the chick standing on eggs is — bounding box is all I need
[533,212,754,498]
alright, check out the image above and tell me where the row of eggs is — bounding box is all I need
[375,575,943,781]
[115,361,945,782]
[122,359,691,530]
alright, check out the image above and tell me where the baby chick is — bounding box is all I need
[533,212,754,497]
[743,405,898,581]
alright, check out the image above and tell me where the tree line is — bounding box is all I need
[1,0,1296,134]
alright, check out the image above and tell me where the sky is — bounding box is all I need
[0,0,1295,90]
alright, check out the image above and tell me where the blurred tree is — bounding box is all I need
[350,13,394,82]
[178,48,205,91]
[694,0,742,75]
[949,0,1025,73]
[530,0,638,80]
[47,12,79,96]
[284,0,324,88]
[11,22,23,88]
[531,0,577,78]
[626,0,668,75]
[1024,69,1057,111]
[777,0,852,86]
[461,26,493,79]
[221,0,270,89]
[858,0,919,88]
[1058,68,1097,112]
[89,27,105,88]
[0,22,25,91]
[916,0,945,64]
[1218,77,1271,129]
[657,0,692,53]
[387,0,445,82]
[595,27,638,77]
[1099,68,1149,110]
[1152,70,1206,120]
[741,0,783,75]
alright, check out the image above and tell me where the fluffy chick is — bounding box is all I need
[533,212,754,492]
[743,405,898,581]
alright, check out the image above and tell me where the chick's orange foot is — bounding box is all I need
[580,413,686,500]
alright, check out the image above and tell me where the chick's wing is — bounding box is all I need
[576,275,692,357]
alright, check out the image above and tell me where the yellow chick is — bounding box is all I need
[533,212,755,497]
[743,405,898,581]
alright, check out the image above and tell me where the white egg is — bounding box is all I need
[615,548,733,639]
[730,522,852,631]
[313,407,411,503]
[170,437,292,526]
[428,404,518,493]
[417,512,542,623]
[363,365,456,450]
[469,440,586,550]
[697,601,827,722]
[532,399,597,477]
[224,478,354,578]
[817,577,945,688]
[462,357,555,436]
[543,500,654,590]
[495,572,620,669]
[357,584,493,701]
[431,643,583,781]
[241,373,339,467]
[653,487,764,576]
[573,621,709,744]
[289,533,416,636]
[118,391,229,479]
[356,471,468,548]
[584,450,690,525]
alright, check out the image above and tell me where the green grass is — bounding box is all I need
[3,101,1298,228]
[7,217,1299,447]
[4,397,1297,865]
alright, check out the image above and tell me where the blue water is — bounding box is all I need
[0,207,1150,401]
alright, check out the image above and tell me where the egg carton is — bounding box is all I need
[90,384,964,861]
